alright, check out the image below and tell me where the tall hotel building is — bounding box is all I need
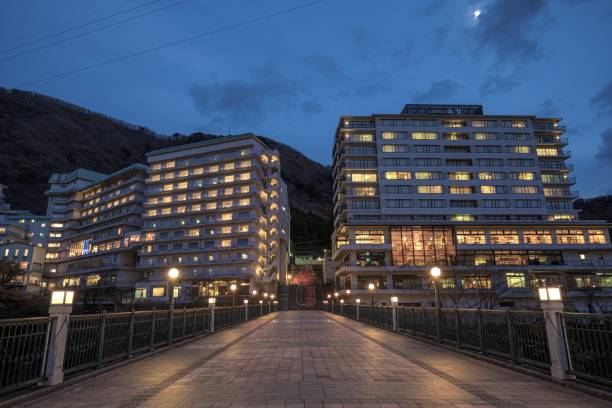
[137,135,290,304]
[44,166,147,303]
[332,104,612,310]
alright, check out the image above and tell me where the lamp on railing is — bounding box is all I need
[538,287,573,380]
[356,298,361,319]
[51,290,74,305]
[167,267,180,311]
[430,267,442,342]
[390,296,399,331]
[368,283,375,307]
[230,283,237,307]
[243,298,249,320]
[538,287,562,301]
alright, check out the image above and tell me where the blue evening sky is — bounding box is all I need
[1,0,612,197]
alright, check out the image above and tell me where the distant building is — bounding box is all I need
[136,135,290,305]
[44,165,147,306]
[331,104,612,311]
[0,184,49,292]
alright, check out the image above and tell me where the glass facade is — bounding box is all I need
[391,226,455,267]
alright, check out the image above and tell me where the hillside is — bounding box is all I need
[0,87,332,253]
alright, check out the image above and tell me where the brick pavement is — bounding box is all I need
[14,311,612,408]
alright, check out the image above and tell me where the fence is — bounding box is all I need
[0,304,276,396]
[327,303,612,386]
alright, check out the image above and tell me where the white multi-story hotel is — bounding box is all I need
[332,104,612,311]
[44,165,147,305]
[136,135,290,305]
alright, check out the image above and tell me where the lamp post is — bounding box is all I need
[167,267,180,311]
[430,266,442,342]
[259,299,263,316]
[390,296,399,331]
[243,299,249,320]
[356,298,361,320]
[340,299,344,315]
[230,283,237,307]
[44,290,75,385]
[538,287,574,380]
[269,294,275,313]
[208,297,216,333]
[368,283,375,307]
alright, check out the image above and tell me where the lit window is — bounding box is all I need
[588,230,607,244]
[221,239,232,248]
[490,230,519,245]
[152,287,165,297]
[556,229,585,245]
[206,202,217,210]
[523,230,552,244]
[480,186,497,194]
[384,171,411,180]
[412,132,438,140]
[536,148,558,156]
[221,213,233,221]
[451,215,475,221]
[448,172,472,180]
[513,146,531,154]
[506,273,526,288]
[417,185,443,194]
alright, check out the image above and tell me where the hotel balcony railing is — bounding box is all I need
[542,177,576,185]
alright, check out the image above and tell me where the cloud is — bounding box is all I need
[590,79,612,115]
[595,128,612,166]
[413,79,461,102]
[539,99,560,116]
[189,65,320,129]
[471,0,549,61]
[298,55,346,81]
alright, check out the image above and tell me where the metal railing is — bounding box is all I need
[0,304,276,395]
[561,312,612,386]
[330,305,550,371]
[0,317,51,394]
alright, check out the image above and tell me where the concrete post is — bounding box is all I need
[245,304,248,321]
[541,301,575,380]
[392,304,398,331]
[356,302,360,320]
[42,304,72,385]
[209,305,215,333]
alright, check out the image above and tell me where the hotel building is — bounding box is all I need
[44,166,147,304]
[136,135,290,305]
[332,104,612,310]
[0,185,48,292]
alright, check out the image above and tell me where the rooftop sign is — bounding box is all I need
[401,104,484,115]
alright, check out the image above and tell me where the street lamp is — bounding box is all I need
[167,267,180,311]
[430,266,441,310]
[368,283,375,307]
[230,283,237,306]
[252,289,258,296]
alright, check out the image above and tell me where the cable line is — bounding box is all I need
[0,0,164,54]
[0,0,137,47]
[0,0,192,63]
[14,0,326,89]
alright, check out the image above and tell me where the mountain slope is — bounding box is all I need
[0,88,332,253]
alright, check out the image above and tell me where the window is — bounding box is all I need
[474,132,499,140]
[385,199,413,208]
[135,288,147,299]
[444,132,469,140]
[412,132,438,140]
[446,159,472,166]
[556,230,585,245]
[221,239,232,248]
[414,145,440,153]
[536,148,558,156]
[511,172,535,180]
[512,186,538,194]
[391,226,455,267]
[414,171,441,180]
[384,171,411,180]
[481,185,501,194]
[472,120,497,128]
[417,185,443,194]
[588,230,607,244]
[152,287,165,297]
[448,172,472,180]
[356,251,386,267]
[523,230,552,245]
[385,185,412,194]
[414,158,442,166]
[451,214,475,221]
[474,145,502,154]
[456,229,486,245]
[382,145,409,153]
[511,146,531,154]
[418,199,446,208]
[490,230,519,245]
[450,200,477,208]
[381,132,408,140]
[462,276,492,289]
[482,199,510,208]
[350,187,378,196]
[355,230,385,245]
[477,158,504,167]
[506,273,526,288]
[501,120,527,128]
[350,173,377,183]
[382,158,409,166]
[442,120,466,128]
[449,186,474,194]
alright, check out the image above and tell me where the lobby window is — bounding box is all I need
[384,171,411,180]
[461,275,492,289]
[523,230,552,245]
[391,226,455,267]
[489,230,519,245]
[506,273,526,289]
[417,185,443,194]
[151,287,165,297]
[556,229,585,245]
[448,172,472,180]
[412,132,438,140]
[588,230,607,244]
[456,229,486,245]
[355,230,385,245]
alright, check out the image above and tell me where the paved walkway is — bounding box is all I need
[15,311,611,408]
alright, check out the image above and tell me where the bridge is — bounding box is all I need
[1,308,611,408]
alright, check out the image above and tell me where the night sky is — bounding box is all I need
[1,0,612,197]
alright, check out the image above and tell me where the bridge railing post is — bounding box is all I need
[541,300,574,380]
[42,303,72,386]
[96,310,107,368]
[356,301,360,320]
[127,308,135,357]
[209,304,215,333]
